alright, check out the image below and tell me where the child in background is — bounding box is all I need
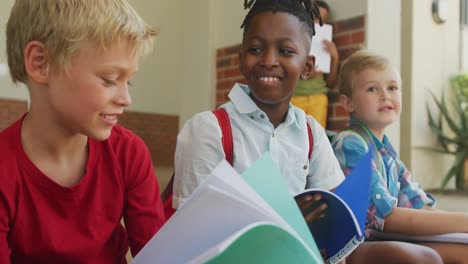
[0,1,165,263]
[173,0,345,225]
[332,50,468,263]
[291,0,339,128]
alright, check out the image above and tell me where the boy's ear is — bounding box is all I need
[339,94,354,113]
[24,41,49,85]
[302,55,315,79]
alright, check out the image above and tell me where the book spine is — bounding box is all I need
[327,236,364,264]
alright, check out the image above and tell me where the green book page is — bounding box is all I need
[205,224,317,264]
[240,152,322,259]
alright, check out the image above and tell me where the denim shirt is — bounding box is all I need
[332,117,435,232]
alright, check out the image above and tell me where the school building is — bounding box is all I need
[0,0,467,191]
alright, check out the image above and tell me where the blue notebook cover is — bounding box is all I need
[295,150,373,264]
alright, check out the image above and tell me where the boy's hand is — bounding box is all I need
[295,194,328,224]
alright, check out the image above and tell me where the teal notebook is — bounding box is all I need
[132,152,372,264]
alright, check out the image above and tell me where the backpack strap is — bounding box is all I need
[345,123,384,176]
[212,108,233,165]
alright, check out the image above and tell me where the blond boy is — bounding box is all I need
[333,50,468,263]
[0,1,164,263]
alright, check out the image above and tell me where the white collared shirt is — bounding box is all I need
[173,83,344,208]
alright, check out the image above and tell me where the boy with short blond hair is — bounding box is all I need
[1,0,165,263]
[332,50,468,263]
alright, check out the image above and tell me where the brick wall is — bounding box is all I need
[327,16,365,131]
[0,98,28,131]
[215,15,366,132]
[216,44,245,108]
[118,111,178,167]
[0,98,177,167]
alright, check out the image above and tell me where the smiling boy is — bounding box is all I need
[0,1,165,263]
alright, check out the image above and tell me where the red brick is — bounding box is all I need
[334,16,365,33]
[217,79,235,90]
[223,44,241,56]
[0,98,28,131]
[119,111,179,167]
[333,33,352,47]
[338,47,361,62]
[216,57,232,68]
[223,68,242,79]
[232,55,240,66]
[334,105,349,118]
[216,49,225,58]
[216,91,229,104]
[326,119,349,132]
[216,69,224,80]
[351,31,365,44]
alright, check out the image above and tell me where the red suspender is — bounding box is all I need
[213,108,313,162]
[161,109,234,220]
[163,110,312,220]
[212,108,234,165]
[306,122,313,159]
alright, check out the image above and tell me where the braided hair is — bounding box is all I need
[241,0,323,39]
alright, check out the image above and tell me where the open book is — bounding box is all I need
[132,151,372,264]
[295,148,371,263]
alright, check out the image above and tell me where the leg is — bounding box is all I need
[347,241,443,264]
[420,242,468,264]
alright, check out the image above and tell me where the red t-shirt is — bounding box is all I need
[0,117,165,263]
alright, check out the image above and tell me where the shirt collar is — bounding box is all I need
[228,83,300,128]
[228,83,259,114]
[348,116,387,151]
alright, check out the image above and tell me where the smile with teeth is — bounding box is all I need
[258,76,279,82]
[100,114,117,120]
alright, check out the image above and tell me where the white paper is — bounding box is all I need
[131,161,300,264]
[309,23,333,73]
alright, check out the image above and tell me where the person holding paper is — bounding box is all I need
[332,50,468,263]
[291,0,339,128]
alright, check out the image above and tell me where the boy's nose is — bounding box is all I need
[380,91,390,101]
[115,85,132,107]
[261,50,279,67]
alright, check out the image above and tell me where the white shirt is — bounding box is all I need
[173,83,344,208]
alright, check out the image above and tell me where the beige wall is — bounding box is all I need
[401,0,461,189]
[462,27,468,71]
[214,1,246,49]
[0,0,28,102]
[328,0,367,21]
[0,0,463,189]
[178,0,217,127]
[367,0,401,151]
[0,0,183,115]
[128,1,182,115]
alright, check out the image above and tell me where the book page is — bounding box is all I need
[132,157,322,264]
[240,153,320,256]
[194,223,319,264]
[309,23,333,73]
